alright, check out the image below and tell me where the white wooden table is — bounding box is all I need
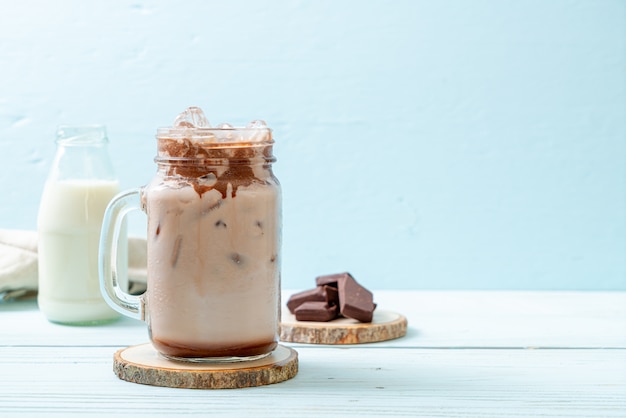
[1,291,625,417]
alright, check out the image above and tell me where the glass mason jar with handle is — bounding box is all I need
[100,107,281,363]
[38,125,127,325]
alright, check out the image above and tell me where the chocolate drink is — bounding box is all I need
[142,109,281,360]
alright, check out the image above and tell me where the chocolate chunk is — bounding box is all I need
[315,272,351,287]
[294,301,339,322]
[290,272,376,323]
[287,287,326,314]
[337,274,375,323]
[324,285,339,307]
[286,285,338,314]
[317,272,376,322]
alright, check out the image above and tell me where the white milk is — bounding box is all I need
[37,179,127,324]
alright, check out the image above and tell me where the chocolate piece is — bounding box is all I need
[286,287,326,314]
[324,285,339,307]
[316,272,376,321]
[286,285,339,314]
[294,301,339,322]
[315,272,351,287]
[290,272,376,323]
[337,274,375,323]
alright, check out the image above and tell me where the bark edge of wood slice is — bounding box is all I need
[280,309,407,344]
[113,343,298,389]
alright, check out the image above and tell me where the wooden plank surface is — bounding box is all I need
[1,291,625,416]
[0,346,624,417]
[1,291,625,348]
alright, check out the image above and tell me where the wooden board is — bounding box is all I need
[5,291,626,349]
[2,291,625,416]
[113,343,298,389]
[280,309,407,344]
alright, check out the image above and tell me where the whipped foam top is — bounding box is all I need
[157,106,272,143]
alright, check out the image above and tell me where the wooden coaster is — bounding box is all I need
[280,309,407,344]
[113,343,298,389]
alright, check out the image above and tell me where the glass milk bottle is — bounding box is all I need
[37,125,127,325]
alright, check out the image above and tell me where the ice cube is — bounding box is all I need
[173,106,211,128]
[246,119,267,129]
[246,119,270,142]
[214,123,235,142]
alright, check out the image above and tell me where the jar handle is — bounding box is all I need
[99,188,145,321]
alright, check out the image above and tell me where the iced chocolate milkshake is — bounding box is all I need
[142,108,281,361]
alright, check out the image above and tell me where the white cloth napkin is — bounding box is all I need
[0,229,147,301]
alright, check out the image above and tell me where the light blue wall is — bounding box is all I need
[1,1,624,290]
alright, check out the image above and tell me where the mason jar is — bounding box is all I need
[100,113,281,362]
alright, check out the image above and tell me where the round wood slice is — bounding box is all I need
[113,343,298,389]
[280,309,407,344]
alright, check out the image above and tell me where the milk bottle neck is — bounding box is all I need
[48,125,116,181]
